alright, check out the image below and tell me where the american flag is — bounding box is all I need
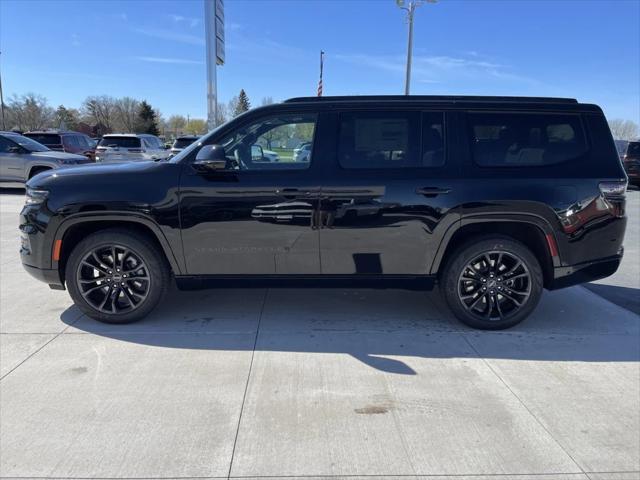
[317,50,324,97]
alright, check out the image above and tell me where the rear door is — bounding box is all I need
[318,109,462,275]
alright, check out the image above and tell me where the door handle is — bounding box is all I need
[416,187,451,197]
[275,188,317,199]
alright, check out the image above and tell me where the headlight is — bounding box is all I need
[25,188,49,206]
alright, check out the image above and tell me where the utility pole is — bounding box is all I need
[396,0,436,95]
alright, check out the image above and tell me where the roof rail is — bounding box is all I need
[284,95,579,104]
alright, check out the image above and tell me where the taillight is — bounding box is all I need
[599,181,627,198]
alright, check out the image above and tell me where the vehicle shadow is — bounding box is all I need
[584,283,640,315]
[60,284,640,375]
[0,187,25,195]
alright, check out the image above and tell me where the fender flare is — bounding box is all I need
[429,212,560,274]
[53,212,184,275]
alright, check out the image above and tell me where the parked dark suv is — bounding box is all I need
[19,96,628,329]
[621,141,640,185]
[24,131,96,160]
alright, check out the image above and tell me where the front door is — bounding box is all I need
[0,136,26,182]
[179,112,321,275]
[318,110,461,275]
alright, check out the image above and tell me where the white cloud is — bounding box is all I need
[168,14,200,28]
[132,27,204,46]
[132,56,203,65]
[334,53,538,86]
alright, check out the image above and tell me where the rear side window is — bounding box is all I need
[99,137,141,149]
[25,133,62,146]
[469,112,588,167]
[338,111,419,169]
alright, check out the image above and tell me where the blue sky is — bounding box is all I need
[1,0,639,122]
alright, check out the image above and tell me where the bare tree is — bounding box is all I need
[608,118,640,141]
[82,95,117,132]
[167,115,187,137]
[216,102,228,125]
[227,96,239,118]
[261,96,274,106]
[114,97,140,132]
[6,93,54,131]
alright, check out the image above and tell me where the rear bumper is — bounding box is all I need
[548,250,623,290]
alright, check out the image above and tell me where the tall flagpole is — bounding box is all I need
[317,50,324,97]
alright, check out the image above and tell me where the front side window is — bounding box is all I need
[338,111,421,169]
[216,113,316,170]
[469,112,588,167]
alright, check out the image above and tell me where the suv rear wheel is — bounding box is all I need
[65,229,170,323]
[441,236,543,330]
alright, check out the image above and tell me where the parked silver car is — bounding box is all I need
[95,134,171,163]
[0,131,91,184]
[170,135,200,156]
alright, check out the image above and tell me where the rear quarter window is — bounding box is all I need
[468,112,588,167]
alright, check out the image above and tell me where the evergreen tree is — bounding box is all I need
[55,105,79,130]
[234,89,251,116]
[136,100,159,135]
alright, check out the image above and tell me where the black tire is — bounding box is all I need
[65,229,170,324]
[441,236,543,330]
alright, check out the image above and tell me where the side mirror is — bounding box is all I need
[251,144,264,161]
[193,144,231,172]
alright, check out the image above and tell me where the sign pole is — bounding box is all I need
[205,0,225,131]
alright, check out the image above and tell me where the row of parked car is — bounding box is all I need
[0,131,200,184]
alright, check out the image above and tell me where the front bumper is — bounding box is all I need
[548,250,623,290]
[22,263,65,290]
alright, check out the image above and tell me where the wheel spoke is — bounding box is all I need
[484,295,494,318]
[77,243,151,315]
[501,290,523,306]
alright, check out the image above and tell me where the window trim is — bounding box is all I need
[186,111,320,174]
[466,110,590,169]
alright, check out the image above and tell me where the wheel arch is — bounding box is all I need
[54,214,183,285]
[431,215,559,288]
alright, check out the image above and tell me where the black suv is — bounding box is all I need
[20,96,628,329]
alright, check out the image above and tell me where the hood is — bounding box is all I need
[31,150,87,161]
[27,161,160,187]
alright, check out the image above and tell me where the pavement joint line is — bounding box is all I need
[2,471,635,479]
[226,288,269,480]
[459,332,587,476]
[0,310,84,381]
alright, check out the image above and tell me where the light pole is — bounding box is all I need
[396,0,436,95]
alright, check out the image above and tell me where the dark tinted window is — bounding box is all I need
[174,137,197,149]
[338,111,419,169]
[421,112,445,167]
[99,137,141,149]
[627,142,640,157]
[0,136,15,153]
[24,133,62,146]
[469,112,588,167]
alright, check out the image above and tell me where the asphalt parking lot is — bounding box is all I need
[1,187,638,480]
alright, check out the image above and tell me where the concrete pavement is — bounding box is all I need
[1,188,639,479]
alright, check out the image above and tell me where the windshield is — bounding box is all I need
[24,133,62,146]
[627,142,640,157]
[99,137,141,149]
[6,134,50,152]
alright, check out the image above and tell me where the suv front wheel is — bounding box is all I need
[65,229,170,323]
[441,236,543,330]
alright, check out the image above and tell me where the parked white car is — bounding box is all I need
[293,142,312,162]
[95,134,170,163]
